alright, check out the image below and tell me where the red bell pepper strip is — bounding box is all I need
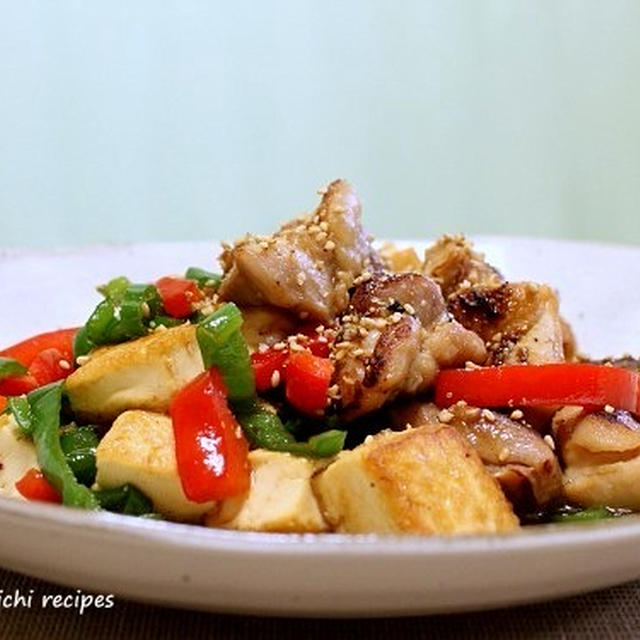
[0,328,78,367]
[15,468,63,504]
[0,374,38,396]
[285,351,334,415]
[251,349,289,393]
[28,348,74,386]
[170,368,250,503]
[434,363,640,414]
[0,397,6,412]
[156,276,203,319]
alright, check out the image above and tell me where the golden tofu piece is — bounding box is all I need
[206,449,329,533]
[66,324,204,422]
[313,425,519,534]
[95,410,214,521]
[0,414,38,500]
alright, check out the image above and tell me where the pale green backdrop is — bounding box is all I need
[1,1,639,248]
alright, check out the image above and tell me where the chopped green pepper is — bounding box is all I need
[238,403,345,458]
[0,357,27,380]
[185,267,222,289]
[59,425,99,487]
[550,506,618,523]
[93,484,155,516]
[196,303,255,404]
[19,383,99,510]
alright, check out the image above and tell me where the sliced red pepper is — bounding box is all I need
[435,363,640,415]
[170,368,250,503]
[156,276,203,319]
[285,351,334,415]
[28,348,73,386]
[15,468,62,504]
[251,349,289,393]
[0,396,6,412]
[0,328,78,367]
[0,374,38,396]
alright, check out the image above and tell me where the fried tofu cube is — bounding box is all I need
[0,414,38,500]
[66,324,203,422]
[313,425,519,534]
[206,449,329,533]
[95,410,214,521]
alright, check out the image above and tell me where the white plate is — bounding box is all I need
[1,237,640,617]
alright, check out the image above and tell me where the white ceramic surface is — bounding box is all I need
[1,237,640,617]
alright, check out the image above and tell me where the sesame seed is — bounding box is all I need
[315,231,328,243]
[257,343,269,354]
[270,370,281,388]
[438,409,454,424]
[272,342,287,351]
[296,272,307,286]
[404,303,415,315]
[498,448,510,462]
[76,355,90,366]
[543,435,556,450]
[58,359,71,371]
[464,361,481,370]
[604,404,615,414]
[481,409,496,422]
[319,221,329,231]
[140,302,151,318]
[510,409,524,420]
[324,240,336,251]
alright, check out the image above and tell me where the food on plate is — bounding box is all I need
[1,179,638,535]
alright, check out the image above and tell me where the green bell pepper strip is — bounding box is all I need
[185,267,222,289]
[76,281,164,357]
[93,484,154,516]
[550,506,616,523]
[59,425,99,487]
[0,357,27,380]
[21,383,99,510]
[237,405,345,458]
[196,303,255,404]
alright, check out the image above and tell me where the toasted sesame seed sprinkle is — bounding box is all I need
[257,343,269,354]
[76,355,90,366]
[481,409,496,422]
[544,435,556,450]
[498,448,510,462]
[296,272,307,286]
[272,342,287,351]
[510,409,524,420]
[140,302,151,318]
[604,404,615,414]
[270,370,281,388]
[324,240,336,251]
[58,359,71,370]
[438,409,454,424]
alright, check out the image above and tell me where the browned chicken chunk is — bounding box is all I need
[391,401,563,510]
[218,180,379,322]
[448,282,565,365]
[332,272,486,420]
[422,234,503,299]
[553,406,640,510]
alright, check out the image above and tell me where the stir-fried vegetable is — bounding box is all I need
[237,405,345,458]
[0,357,27,380]
[15,468,62,504]
[93,484,155,516]
[435,364,640,416]
[285,351,334,416]
[196,303,255,405]
[155,276,203,319]
[185,266,222,289]
[11,383,99,510]
[59,425,99,487]
[75,279,164,357]
[170,368,250,503]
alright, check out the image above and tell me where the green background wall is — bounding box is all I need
[1,1,639,248]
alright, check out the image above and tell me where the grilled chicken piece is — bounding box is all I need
[391,401,563,510]
[333,272,486,420]
[422,235,503,299]
[448,282,565,365]
[218,180,379,323]
[553,406,640,509]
